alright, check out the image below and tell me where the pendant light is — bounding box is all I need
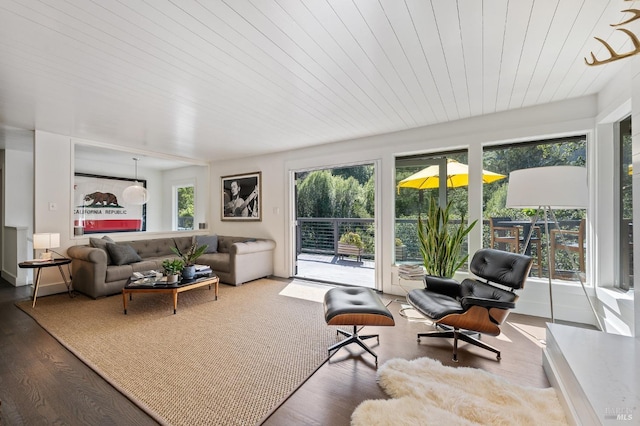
[122,158,149,205]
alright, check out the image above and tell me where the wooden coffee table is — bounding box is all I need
[122,273,219,314]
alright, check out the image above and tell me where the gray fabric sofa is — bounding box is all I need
[66,235,276,298]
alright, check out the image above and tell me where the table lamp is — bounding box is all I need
[33,233,60,261]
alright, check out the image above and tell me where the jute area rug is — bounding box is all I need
[351,357,569,426]
[17,278,337,426]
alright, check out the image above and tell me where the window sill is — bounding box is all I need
[597,286,634,336]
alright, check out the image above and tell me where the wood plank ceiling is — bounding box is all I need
[0,0,634,161]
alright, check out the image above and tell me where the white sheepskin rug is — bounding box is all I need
[351,357,568,426]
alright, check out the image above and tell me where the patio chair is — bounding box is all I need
[489,217,520,252]
[550,219,585,279]
[489,217,542,277]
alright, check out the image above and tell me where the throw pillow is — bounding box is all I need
[196,234,218,254]
[106,243,142,266]
[89,236,115,264]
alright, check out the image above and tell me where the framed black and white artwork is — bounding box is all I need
[221,172,261,221]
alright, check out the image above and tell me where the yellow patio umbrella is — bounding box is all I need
[397,159,506,190]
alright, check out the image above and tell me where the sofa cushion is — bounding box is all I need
[128,237,192,259]
[106,264,135,283]
[131,260,164,273]
[107,243,142,266]
[217,238,236,253]
[90,236,115,265]
[198,253,230,273]
[196,234,218,253]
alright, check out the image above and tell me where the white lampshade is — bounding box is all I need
[122,182,149,205]
[33,233,60,250]
[506,166,587,209]
[122,157,149,205]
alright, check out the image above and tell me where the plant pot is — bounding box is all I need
[166,274,179,284]
[337,242,362,261]
[182,265,196,280]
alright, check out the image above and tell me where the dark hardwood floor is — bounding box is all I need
[0,280,157,425]
[0,280,550,426]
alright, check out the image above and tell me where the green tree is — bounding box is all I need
[297,166,376,218]
[482,139,586,220]
[297,170,334,217]
[363,175,375,217]
[333,165,374,186]
[334,176,366,218]
[177,186,194,229]
[395,167,424,218]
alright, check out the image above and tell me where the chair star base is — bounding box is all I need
[417,327,501,362]
[323,287,395,368]
[329,325,381,366]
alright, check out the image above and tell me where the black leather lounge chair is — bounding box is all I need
[407,248,533,362]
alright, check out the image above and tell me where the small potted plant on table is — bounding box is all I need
[162,259,183,283]
[171,241,208,279]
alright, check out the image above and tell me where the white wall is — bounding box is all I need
[5,149,34,229]
[161,165,210,231]
[33,131,72,293]
[3,148,34,286]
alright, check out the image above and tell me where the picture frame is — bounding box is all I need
[73,173,147,234]
[221,171,261,221]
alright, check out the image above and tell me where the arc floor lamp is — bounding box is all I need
[506,166,603,331]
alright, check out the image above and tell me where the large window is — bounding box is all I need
[395,150,469,266]
[619,116,633,290]
[482,137,587,281]
[294,164,376,288]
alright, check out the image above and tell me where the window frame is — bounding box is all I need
[173,183,195,231]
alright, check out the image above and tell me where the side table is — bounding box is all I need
[19,258,73,307]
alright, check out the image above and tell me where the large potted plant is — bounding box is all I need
[417,197,477,278]
[171,241,208,279]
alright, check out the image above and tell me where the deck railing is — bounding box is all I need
[296,218,374,258]
[297,218,604,281]
[297,217,471,262]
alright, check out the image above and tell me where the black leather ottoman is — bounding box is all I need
[323,287,395,366]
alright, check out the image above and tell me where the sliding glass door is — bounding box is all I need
[293,164,375,288]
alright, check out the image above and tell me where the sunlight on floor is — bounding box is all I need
[279,280,335,303]
[397,303,433,324]
[394,301,547,348]
[506,320,547,348]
